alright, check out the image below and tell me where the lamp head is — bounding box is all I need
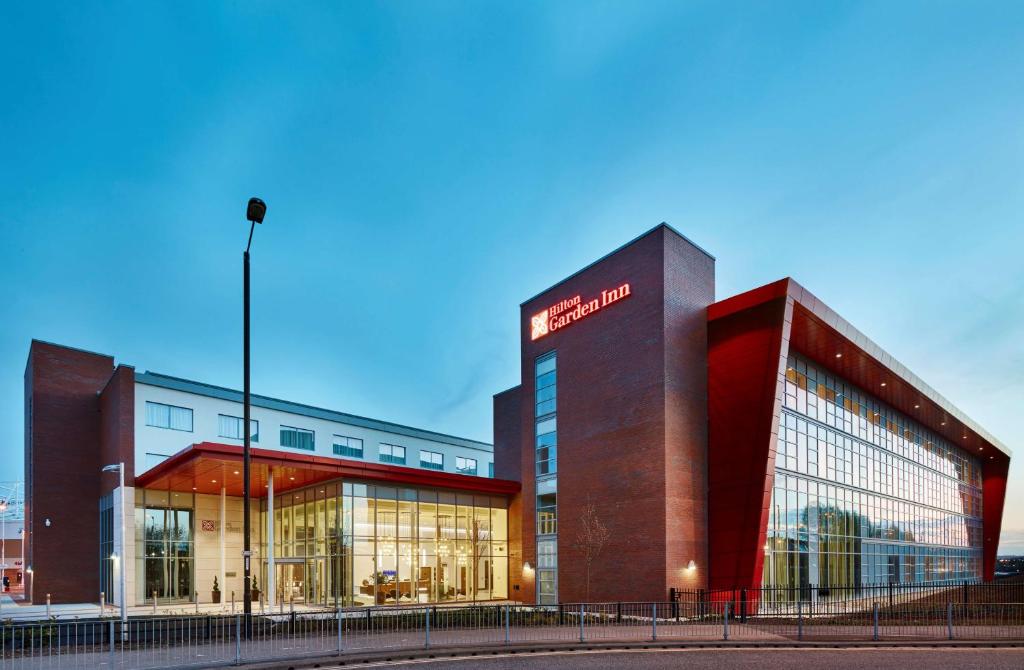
[101,464,120,473]
[247,197,267,224]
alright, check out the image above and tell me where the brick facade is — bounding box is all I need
[505,225,715,603]
[25,341,119,603]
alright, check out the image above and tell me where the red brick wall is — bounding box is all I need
[493,386,527,600]
[493,387,522,482]
[663,232,715,590]
[24,341,116,604]
[100,364,136,495]
[513,225,715,603]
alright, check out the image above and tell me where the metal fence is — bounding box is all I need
[2,595,1023,669]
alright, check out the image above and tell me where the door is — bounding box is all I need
[276,562,305,603]
[306,558,327,605]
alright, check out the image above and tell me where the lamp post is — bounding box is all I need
[243,197,266,622]
[101,463,128,629]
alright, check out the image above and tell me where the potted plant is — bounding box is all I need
[251,575,260,602]
[212,576,221,604]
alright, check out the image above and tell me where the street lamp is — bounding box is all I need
[243,196,266,621]
[102,463,128,629]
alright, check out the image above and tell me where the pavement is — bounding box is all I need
[291,647,1024,669]
[0,597,390,622]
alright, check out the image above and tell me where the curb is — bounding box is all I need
[233,639,1024,669]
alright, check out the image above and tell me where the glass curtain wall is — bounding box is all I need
[764,354,984,593]
[261,480,508,607]
[534,352,558,605]
[134,490,195,603]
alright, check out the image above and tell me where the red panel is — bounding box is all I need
[982,458,1009,580]
[707,295,790,590]
[135,442,521,497]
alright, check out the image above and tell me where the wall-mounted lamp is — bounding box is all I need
[44,519,51,527]
[523,561,533,572]
[686,560,697,572]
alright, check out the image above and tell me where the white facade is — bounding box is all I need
[133,372,494,478]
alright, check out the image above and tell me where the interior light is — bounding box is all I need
[211,479,217,483]
[835,353,842,358]
[914,404,920,409]
[880,382,887,387]
[234,471,239,475]
[687,560,697,572]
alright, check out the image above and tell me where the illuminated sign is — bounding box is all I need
[530,282,632,340]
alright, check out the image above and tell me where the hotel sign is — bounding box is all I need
[531,282,632,341]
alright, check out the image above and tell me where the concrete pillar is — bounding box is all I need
[267,469,275,607]
[111,485,136,608]
[220,486,226,606]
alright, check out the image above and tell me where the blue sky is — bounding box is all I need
[2,2,1023,551]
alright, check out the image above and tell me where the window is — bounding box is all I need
[280,426,315,451]
[536,417,557,476]
[535,354,557,416]
[536,477,561,536]
[379,443,406,465]
[420,450,444,471]
[456,456,478,475]
[218,414,259,442]
[145,401,193,431]
[534,352,557,604]
[333,435,364,458]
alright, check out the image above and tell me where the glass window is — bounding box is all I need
[333,435,364,458]
[420,450,444,471]
[455,456,477,475]
[380,443,407,465]
[145,401,193,432]
[280,426,315,451]
[218,414,259,442]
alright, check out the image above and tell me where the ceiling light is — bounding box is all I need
[880,382,887,387]
[289,477,295,481]
[234,471,239,475]
[835,353,842,358]
[914,404,920,409]
[941,422,946,426]
[211,479,217,483]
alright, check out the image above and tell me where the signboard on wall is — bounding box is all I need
[530,282,632,341]
[201,520,217,532]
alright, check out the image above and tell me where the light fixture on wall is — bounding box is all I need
[523,561,533,572]
[686,560,697,572]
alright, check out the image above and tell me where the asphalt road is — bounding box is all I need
[325,647,1024,669]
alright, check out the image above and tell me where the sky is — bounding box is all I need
[1,1,1023,552]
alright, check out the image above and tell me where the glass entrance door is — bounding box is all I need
[142,507,194,603]
[306,558,327,605]
[277,562,305,604]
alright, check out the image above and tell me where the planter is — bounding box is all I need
[212,591,221,604]
[251,589,260,602]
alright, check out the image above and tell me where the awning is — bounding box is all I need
[134,442,520,497]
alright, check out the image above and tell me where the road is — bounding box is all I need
[320,647,1024,669]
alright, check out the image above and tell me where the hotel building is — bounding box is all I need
[23,224,1011,606]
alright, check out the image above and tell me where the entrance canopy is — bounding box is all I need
[135,442,520,498]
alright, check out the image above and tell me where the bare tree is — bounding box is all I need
[573,499,612,602]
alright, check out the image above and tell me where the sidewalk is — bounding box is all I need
[0,598,518,622]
